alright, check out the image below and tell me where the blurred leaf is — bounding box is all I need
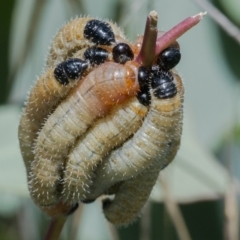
[82,0,119,19]
[0,194,22,217]
[0,0,15,103]
[9,0,70,104]
[151,113,230,203]
[219,0,240,25]
[9,0,35,71]
[210,0,240,80]
[0,105,28,197]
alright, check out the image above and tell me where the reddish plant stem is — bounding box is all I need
[136,11,158,66]
[44,216,67,240]
[194,0,240,45]
[155,12,207,56]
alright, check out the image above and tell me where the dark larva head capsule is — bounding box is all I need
[151,71,177,99]
[136,66,151,106]
[153,80,177,99]
[157,47,181,70]
[112,43,134,64]
[84,19,115,45]
[54,58,88,85]
[84,47,109,66]
[138,66,151,91]
[136,91,151,106]
[54,62,69,85]
[64,58,88,79]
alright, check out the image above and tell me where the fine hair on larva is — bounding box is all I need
[19,16,144,216]
[18,67,83,172]
[84,73,184,202]
[46,17,127,67]
[16,10,204,224]
[100,86,183,225]
[103,160,162,226]
[30,61,139,207]
[62,97,148,204]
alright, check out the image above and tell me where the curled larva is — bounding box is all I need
[19,12,205,223]
[62,97,148,204]
[103,161,161,226]
[47,17,127,67]
[101,79,183,225]
[18,62,86,171]
[85,71,183,201]
[30,61,140,209]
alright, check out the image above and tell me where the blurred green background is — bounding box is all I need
[0,0,239,239]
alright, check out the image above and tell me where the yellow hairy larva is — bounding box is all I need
[18,11,205,224]
[99,78,184,225]
[30,61,140,209]
[18,67,82,172]
[46,17,127,67]
[62,97,148,204]
[85,72,184,201]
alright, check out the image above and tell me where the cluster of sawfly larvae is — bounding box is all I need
[18,14,185,225]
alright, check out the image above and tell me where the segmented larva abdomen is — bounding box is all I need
[47,18,125,67]
[30,61,140,207]
[62,97,148,204]
[103,161,161,226]
[97,82,183,225]
[18,68,79,171]
[86,73,183,200]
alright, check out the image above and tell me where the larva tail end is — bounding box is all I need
[102,198,138,226]
[39,201,74,217]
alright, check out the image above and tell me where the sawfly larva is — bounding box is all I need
[62,97,148,204]
[18,59,88,171]
[85,69,184,201]
[18,11,206,223]
[103,160,161,226]
[46,17,129,67]
[100,72,184,225]
[30,61,139,210]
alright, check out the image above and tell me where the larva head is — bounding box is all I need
[54,58,88,85]
[136,66,151,106]
[84,19,115,45]
[112,43,134,64]
[23,12,205,220]
[83,47,109,66]
[132,11,206,105]
[156,40,181,71]
[151,70,177,99]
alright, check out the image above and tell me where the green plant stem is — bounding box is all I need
[44,216,67,240]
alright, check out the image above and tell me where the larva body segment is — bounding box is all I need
[85,73,183,200]
[30,61,140,208]
[18,68,81,171]
[47,18,126,67]
[17,11,205,223]
[103,161,161,226]
[62,97,148,204]
[101,86,184,225]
